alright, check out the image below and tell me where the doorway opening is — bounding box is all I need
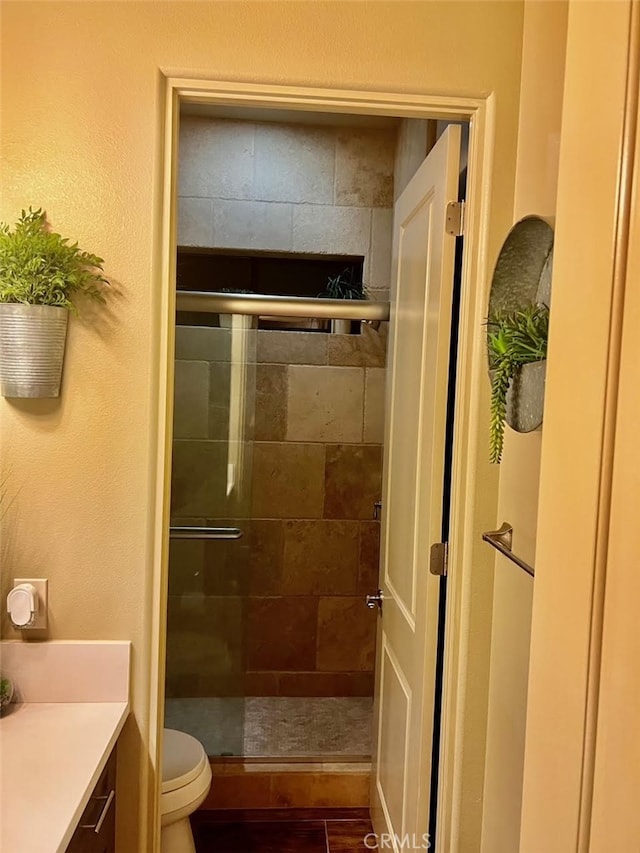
[165,103,468,821]
[152,78,492,852]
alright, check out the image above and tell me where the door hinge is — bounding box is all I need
[445,201,465,236]
[430,541,448,576]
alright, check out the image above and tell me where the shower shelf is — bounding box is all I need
[169,526,243,540]
[482,522,535,578]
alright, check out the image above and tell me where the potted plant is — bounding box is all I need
[318,267,367,334]
[0,208,108,398]
[0,676,14,713]
[487,302,549,463]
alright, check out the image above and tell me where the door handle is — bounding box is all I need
[366,589,384,612]
[169,526,243,540]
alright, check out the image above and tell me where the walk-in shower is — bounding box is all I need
[164,291,389,762]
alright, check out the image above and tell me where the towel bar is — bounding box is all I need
[482,522,535,577]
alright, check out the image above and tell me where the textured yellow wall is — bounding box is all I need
[0,2,524,849]
[481,3,568,851]
[590,77,640,850]
[522,1,636,848]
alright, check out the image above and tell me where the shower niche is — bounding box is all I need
[176,248,366,333]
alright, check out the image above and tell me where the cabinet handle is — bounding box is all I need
[80,789,115,834]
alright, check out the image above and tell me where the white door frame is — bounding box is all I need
[149,77,498,851]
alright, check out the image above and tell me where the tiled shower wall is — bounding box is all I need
[167,324,387,700]
[177,117,395,299]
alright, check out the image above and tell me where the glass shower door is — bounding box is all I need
[165,314,257,756]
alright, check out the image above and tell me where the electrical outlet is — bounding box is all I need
[13,578,48,629]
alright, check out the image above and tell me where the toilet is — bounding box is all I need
[161,728,212,853]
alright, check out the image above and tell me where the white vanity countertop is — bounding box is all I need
[0,701,129,852]
[0,641,131,853]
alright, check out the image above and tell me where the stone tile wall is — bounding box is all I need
[167,324,387,700]
[178,117,395,299]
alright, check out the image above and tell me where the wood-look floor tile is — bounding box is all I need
[192,819,328,853]
[327,820,376,852]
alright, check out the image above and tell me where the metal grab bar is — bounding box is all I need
[482,522,535,578]
[169,526,243,541]
[176,290,390,322]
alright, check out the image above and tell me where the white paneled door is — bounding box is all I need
[371,125,461,852]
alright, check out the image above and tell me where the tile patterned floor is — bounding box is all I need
[165,696,373,758]
[191,811,376,852]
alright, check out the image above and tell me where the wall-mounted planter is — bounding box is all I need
[488,359,547,440]
[487,216,553,315]
[0,304,68,398]
[487,216,553,462]
[504,359,546,432]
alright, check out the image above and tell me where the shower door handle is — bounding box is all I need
[169,526,243,540]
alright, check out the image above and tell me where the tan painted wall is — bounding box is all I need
[0,2,524,849]
[521,1,635,849]
[481,3,568,851]
[590,65,640,850]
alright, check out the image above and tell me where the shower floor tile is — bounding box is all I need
[165,697,245,756]
[165,696,373,758]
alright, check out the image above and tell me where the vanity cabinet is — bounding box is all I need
[65,747,117,853]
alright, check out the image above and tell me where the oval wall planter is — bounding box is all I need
[0,304,69,398]
[486,215,553,449]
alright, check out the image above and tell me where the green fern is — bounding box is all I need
[487,303,549,463]
[318,267,367,300]
[0,207,108,313]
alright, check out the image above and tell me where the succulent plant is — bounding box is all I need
[487,303,549,463]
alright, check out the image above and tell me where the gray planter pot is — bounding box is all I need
[505,360,547,433]
[489,359,547,436]
[0,304,69,398]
